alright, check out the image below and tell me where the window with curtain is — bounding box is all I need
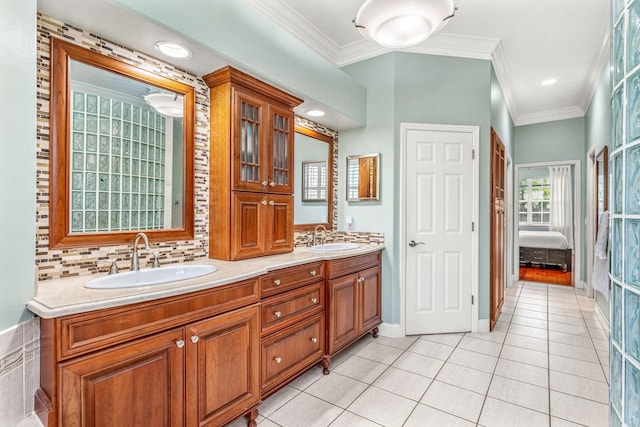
[519,177,551,225]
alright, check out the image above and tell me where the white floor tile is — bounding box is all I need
[348,386,417,427]
[547,306,583,318]
[488,376,549,414]
[517,302,548,313]
[407,338,455,361]
[269,392,342,427]
[549,390,609,426]
[305,372,369,408]
[549,370,609,404]
[258,385,300,417]
[419,333,463,347]
[588,328,608,340]
[391,351,444,379]
[493,358,549,388]
[435,362,492,394]
[372,366,433,401]
[458,335,503,357]
[548,330,594,348]
[547,321,590,336]
[548,341,599,363]
[464,330,506,343]
[510,315,547,330]
[549,354,606,382]
[288,364,324,390]
[592,338,609,352]
[508,324,548,340]
[404,404,475,427]
[479,396,549,427]
[514,309,548,321]
[500,344,548,368]
[548,313,586,326]
[504,333,548,353]
[356,342,404,365]
[448,347,498,373]
[333,355,388,384]
[373,335,419,350]
[550,416,584,426]
[420,381,485,422]
[327,411,380,427]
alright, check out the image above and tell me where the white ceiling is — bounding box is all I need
[38,0,611,127]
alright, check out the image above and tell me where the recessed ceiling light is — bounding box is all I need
[307,110,325,117]
[154,41,192,59]
[541,78,557,86]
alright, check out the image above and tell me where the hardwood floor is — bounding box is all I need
[519,266,573,286]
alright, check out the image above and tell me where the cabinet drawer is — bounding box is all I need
[326,251,381,279]
[261,282,324,335]
[57,279,259,360]
[261,313,324,393]
[261,262,324,296]
[547,249,568,264]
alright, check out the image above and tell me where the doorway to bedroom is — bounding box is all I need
[514,161,581,287]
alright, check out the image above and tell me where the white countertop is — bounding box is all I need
[27,244,384,319]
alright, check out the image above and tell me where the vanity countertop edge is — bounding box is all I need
[27,244,384,319]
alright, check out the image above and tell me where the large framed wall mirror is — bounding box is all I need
[294,126,333,231]
[595,146,608,233]
[49,37,195,248]
[347,153,380,201]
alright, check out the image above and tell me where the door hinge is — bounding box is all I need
[471,295,474,304]
[472,222,475,232]
[472,149,475,160]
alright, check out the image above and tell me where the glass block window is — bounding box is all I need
[70,90,166,233]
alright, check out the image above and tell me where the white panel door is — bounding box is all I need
[405,127,475,335]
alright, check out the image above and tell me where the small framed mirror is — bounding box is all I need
[49,37,195,248]
[302,161,327,201]
[347,153,380,201]
[595,146,608,233]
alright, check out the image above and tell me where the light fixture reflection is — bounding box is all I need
[144,93,184,117]
[307,110,325,117]
[354,0,455,49]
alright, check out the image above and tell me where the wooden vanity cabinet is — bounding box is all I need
[205,66,302,261]
[38,279,261,427]
[323,251,382,374]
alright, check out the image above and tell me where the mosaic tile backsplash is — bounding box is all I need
[610,0,640,425]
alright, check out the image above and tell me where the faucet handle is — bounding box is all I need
[109,261,119,275]
[152,254,160,268]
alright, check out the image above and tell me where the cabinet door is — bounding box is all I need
[327,273,359,354]
[59,328,185,427]
[232,191,267,259]
[186,304,260,427]
[265,194,293,255]
[233,89,268,192]
[267,104,294,194]
[358,265,382,333]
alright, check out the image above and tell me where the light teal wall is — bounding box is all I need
[585,64,611,319]
[0,0,37,331]
[340,52,494,323]
[514,117,587,284]
[110,0,366,125]
[490,66,515,155]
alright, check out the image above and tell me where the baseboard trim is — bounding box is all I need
[377,322,404,338]
[595,302,610,331]
[477,319,490,333]
[575,280,586,289]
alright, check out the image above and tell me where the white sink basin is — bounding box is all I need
[310,242,360,251]
[86,264,218,289]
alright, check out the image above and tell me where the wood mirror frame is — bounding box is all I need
[346,153,380,201]
[595,146,608,234]
[49,37,195,248]
[293,126,334,232]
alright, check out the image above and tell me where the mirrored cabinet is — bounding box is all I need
[205,67,302,260]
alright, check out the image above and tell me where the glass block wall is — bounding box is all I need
[70,90,168,233]
[610,0,640,425]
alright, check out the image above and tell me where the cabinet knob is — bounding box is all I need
[262,180,268,186]
[310,270,317,276]
[261,199,267,205]
[311,337,318,343]
[274,357,282,364]
[358,277,365,283]
[176,340,185,349]
[274,311,282,318]
[269,181,275,187]
[191,335,199,344]
[311,297,318,304]
[274,279,281,286]
[269,200,275,206]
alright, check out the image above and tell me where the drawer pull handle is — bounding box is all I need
[311,297,318,304]
[191,335,199,344]
[274,311,282,318]
[311,337,318,343]
[310,270,317,276]
[274,357,282,364]
[176,340,185,349]
[274,279,281,286]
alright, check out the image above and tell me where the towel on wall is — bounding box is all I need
[592,210,610,299]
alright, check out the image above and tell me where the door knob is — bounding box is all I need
[408,240,425,247]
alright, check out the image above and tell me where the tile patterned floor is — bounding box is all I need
[228,282,610,427]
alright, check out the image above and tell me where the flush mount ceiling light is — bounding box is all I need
[154,41,192,59]
[541,78,558,86]
[353,0,456,49]
[144,93,184,117]
[307,110,326,117]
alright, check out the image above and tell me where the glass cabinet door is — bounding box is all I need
[268,104,294,194]
[233,90,267,192]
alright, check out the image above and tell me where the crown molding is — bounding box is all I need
[515,106,585,126]
[491,41,520,122]
[580,32,611,111]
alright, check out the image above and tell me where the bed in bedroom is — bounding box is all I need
[519,230,572,272]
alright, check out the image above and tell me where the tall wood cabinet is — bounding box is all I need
[204,67,302,260]
[490,128,505,330]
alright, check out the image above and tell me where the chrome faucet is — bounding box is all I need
[313,224,327,246]
[131,232,150,271]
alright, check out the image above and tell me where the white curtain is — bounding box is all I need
[549,165,574,248]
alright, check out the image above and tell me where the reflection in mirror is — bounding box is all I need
[596,146,608,233]
[294,126,333,231]
[49,37,195,248]
[347,153,380,201]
